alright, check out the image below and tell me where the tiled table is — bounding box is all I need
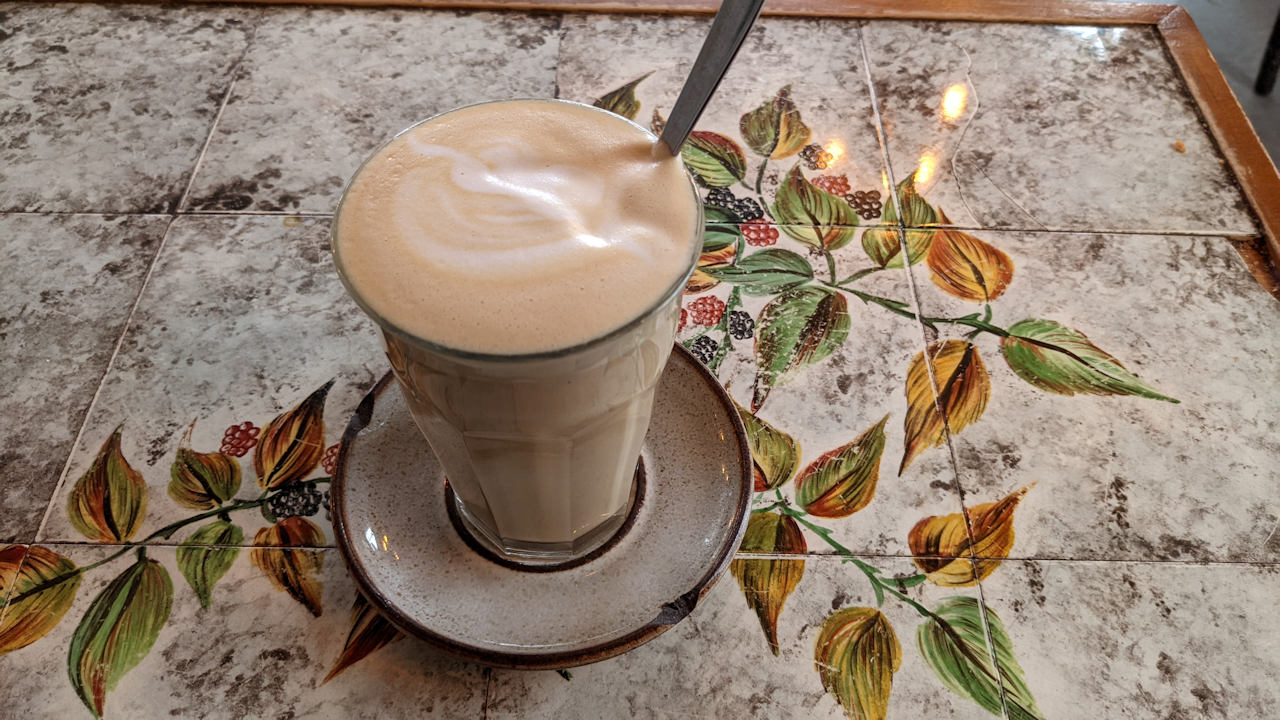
[2,2,1278,718]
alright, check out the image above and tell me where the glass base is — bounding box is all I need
[445,459,644,570]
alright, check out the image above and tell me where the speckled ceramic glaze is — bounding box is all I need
[331,346,753,668]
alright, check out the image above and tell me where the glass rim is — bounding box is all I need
[330,97,705,364]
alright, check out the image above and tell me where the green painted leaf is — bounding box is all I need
[794,414,888,518]
[739,85,811,159]
[815,607,901,720]
[702,249,814,295]
[917,596,1043,720]
[682,131,747,187]
[752,286,851,410]
[887,174,939,227]
[771,166,858,250]
[1001,319,1177,402]
[732,400,800,491]
[176,521,243,610]
[67,426,148,542]
[592,73,650,120]
[730,512,806,654]
[168,422,241,510]
[864,176,938,267]
[68,557,173,718]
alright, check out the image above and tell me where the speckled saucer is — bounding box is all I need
[332,345,753,669]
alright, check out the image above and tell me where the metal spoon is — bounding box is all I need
[656,0,766,156]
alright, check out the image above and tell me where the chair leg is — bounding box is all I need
[1257,7,1280,95]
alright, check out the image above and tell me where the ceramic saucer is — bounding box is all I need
[331,345,753,669]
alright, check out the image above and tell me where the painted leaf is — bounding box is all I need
[168,421,241,510]
[687,241,738,294]
[917,597,1043,720]
[67,426,148,542]
[739,85,811,159]
[752,286,851,411]
[1001,319,1177,402]
[650,108,665,135]
[909,486,1031,586]
[795,414,888,518]
[68,556,173,718]
[323,594,404,684]
[864,175,938,268]
[815,607,901,720]
[900,341,990,474]
[926,212,1013,302]
[176,521,243,610]
[255,380,332,489]
[0,545,81,654]
[730,512,806,654]
[251,517,325,616]
[732,399,800,491]
[682,131,748,187]
[772,165,858,250]
[703,248,814,295]
[592,73,650,120]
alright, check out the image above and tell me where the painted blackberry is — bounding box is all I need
[705,187,735,209]
[267,481,324,519]
[800,143,834,171]
[690,336,718,365]
[845,189,884,220]
[728,310,755,340]
[730,197,764,221]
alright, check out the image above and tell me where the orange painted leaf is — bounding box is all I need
[686,242,738,294]
[67,426,148,542]
[794,414,888,518]
[251,517,325,616]
[730,512,806,655]
[0,545,81,654]
[255,380,332,489]
[926,211,1014,302]
[908,486,1031,586]
[900,341,990,474]
[323,594,404,684]
[732,399,800,492]
[815,607,901,720]
[168,421,241,510]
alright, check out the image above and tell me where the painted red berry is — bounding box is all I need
[812,174,851,197]
[687,296,726,326]
[220,421,260,457]
[321,443,340,475]
[742,219,780,247]
[678,307,688,333]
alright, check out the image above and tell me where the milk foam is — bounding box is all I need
[335,100,700,355]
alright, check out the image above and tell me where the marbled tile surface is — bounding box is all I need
[0,3,256,213]
[0,544,488,718]
[907,231,1280,563]
[0,214,169,543]
[980,560,1280,717]
[37,216,386,546]
[182,7,560,213]
[487,556,992,719]
[558,14,891,225]
[862,21,1258,234]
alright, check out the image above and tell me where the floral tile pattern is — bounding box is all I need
[0,544,487,718]
[37,216,386,547]
[182,7,560,213]
[979,560,1280,716]
[0,214,169,544]
[903,229,1280,563]
[0,3,256,213]
[862,21,1258,235]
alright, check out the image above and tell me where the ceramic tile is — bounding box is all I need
[906,229,1280,562]
[978,559,1280,717]
[684,224,964,557]
[182,7,559,213]
[559,14,891,227]
[488,555,998,719]
[0,544,24,611]
[0,3,255,213]
[38,216,387,547]
[0,544,486,718]
[0,214,169,544]
[862,21,1258,235]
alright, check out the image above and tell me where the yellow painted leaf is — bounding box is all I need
[251,517,325,616]
[730,512,806,655]
[815,607,901,720]
[908,486,1031,586]
[739,85,812,159]
[323,594,404,684]
[732,399,800,491]
[168,421,241,510]
[0,545,81,654]
[926,211,1014,302]
[900,341,990,474]
[67,426,148,542]
[794,415,888,518]
[593,73,650,120]
[255,380,332,489]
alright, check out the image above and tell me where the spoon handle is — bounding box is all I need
[656,0,766,156]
